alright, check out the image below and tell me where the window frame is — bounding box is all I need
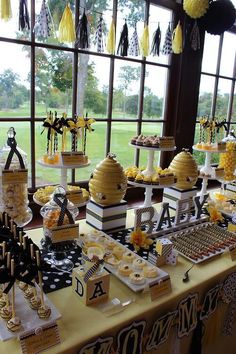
[0,0,182,190]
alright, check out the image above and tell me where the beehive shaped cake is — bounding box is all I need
[169,149,198,189]
[89,153,127,205]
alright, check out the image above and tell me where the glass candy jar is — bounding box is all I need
[219,131,236,182]
[0,127,32,227]
[40,186,79,249]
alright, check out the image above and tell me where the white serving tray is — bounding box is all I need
[0,285,61,341]
[79,231,170,293]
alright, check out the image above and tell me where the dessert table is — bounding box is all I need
[1,206,236,354]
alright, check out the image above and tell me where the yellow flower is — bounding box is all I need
[207,205,224,223]
[130,228,153,251]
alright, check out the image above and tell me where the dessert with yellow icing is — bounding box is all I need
[37,305,51,319]
[133,258,147,270]
[122,252,135,263]
[6,316,21,332]
[129,272,145,285]
[113,245,124,259]
[142,265,159,278]
[118,264,133,277]
[34,185,89,205]
[104,254,121,268]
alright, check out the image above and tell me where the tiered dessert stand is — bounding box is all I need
[128,144,176,207]
[193,146,226,202]
[35,159,91,207]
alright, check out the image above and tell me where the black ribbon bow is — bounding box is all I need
[4,129,25,170]
[53,193,74,226]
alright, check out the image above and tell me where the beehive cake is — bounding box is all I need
[169,149,198,189]
[89,153,127,205]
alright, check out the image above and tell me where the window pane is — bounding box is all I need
[148,4,172,65]
[0,0,31,40]
[78,54,109,118]
[0,43,30,118]
[35,0,74,48]
[35,122,61,185]
[110,122,137,167]
[143,65,167,119]
[75,122,107,181]
[113,61,141,119]
[201,33,220,74]
[117,0,145,59]
[197,75,216,117]
[220,32,236,78]
[229,88,236,123]
[215,78,233,117]
[0,122,31,186]
[35,49,73,117]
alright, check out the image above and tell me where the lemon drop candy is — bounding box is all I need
[219,131,236,181]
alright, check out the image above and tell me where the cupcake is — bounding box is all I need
[135,173,144,184]
[142,265,159,278]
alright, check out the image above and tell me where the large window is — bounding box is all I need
[0,0,174,189]
[194,29,236,165]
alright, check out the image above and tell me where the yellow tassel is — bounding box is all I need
[58,3,76,43]
[106,17,115,54]
[0,0,12,21]
[172,21,183,54]
[140,23,149,57]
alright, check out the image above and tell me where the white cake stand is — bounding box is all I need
[128,144,176,207]
[37,159,90,191]
[193,146,226,202]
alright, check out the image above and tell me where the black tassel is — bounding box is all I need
[117,21,129,57]
[19,0,30,31]
[76,10,89,49]
[151,23,161,56]
[189,311,203,354]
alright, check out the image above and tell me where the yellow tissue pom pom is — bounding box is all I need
[183,0,209,19]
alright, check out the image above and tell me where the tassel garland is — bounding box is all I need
[128,26,139,56]
[117,21,129,57]
[58,3,76,43]
[162,23,172,55]
[19,0,30,31]
[106,17,116,54]
[94,15,104,53]
[0,0,12,21]
[76,10,89,49]
[140,23,149,57]
[151,23,161,56]
[35,0,54,39]
[172,21,183,54]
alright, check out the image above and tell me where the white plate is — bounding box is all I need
[129,143,176,152]
[79,231,170,293]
